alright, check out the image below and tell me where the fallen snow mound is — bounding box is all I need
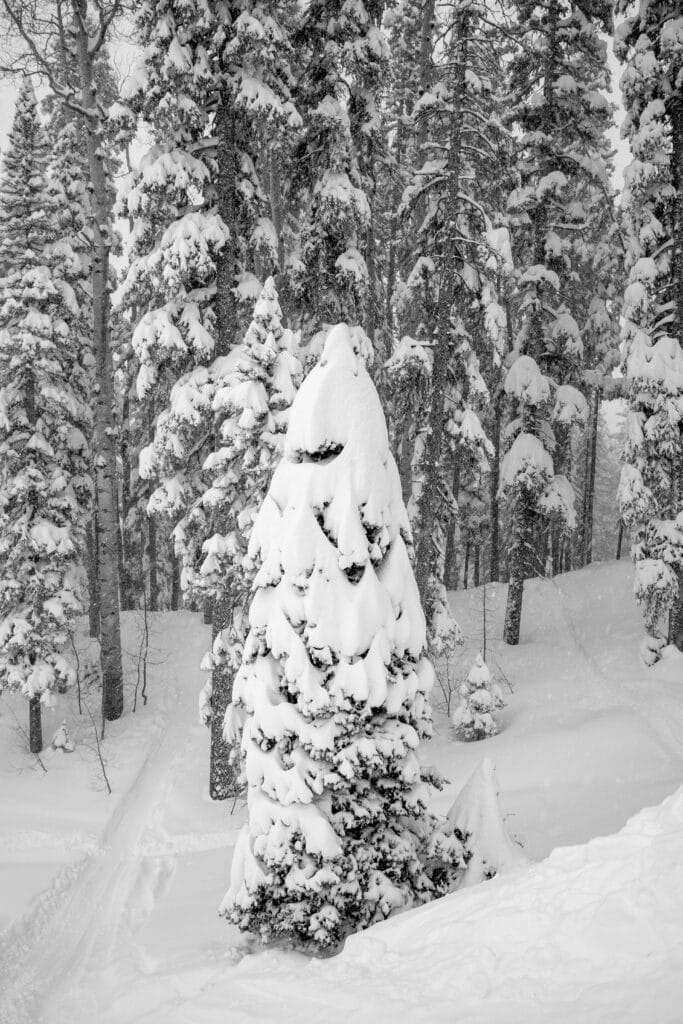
[229,786,683,1023]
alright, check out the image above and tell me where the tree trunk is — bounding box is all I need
[119,390,134,610]
[473,544,480,588]
[462,542,470,590]
[584,387,600,565]
[148,514,159,612]
[85,514,100,638]
[414,13,467,615]
[616,520,624,560]
[667,90,683,650]
[207,95,240,799]
[489,400,501,581]
[170,550,181,612]
[443,459,460,589]
[29,694,42,754]
[74,15,123,721]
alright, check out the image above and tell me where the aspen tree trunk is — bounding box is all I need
[29,695,42,754]
[208,97,240,799]
[414,11,467,614]
[73,8,124,720]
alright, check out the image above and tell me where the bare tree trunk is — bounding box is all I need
[170,550,181,612]
[119,391,134,611]
[85,514,100,638]
[72,11,123,721]
[29,695,43,754]
[583,387,600,566]
[148,514,159,612]
[473,544,480,588]
[489,400,501,581]
[462,542,470,590]
[616,520,624,560]
[443,459,460,589]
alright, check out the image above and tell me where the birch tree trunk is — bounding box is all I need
[73,10,124,720]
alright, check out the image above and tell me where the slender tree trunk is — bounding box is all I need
[443,459,460,589]
[462,543,470,590]
[73,13,123,721]
[85,513,100,638]
[414,14,467,614]
[489,399,501,581]
[473,545,480,588]
[504,0,558,645]
[208,95,240,799]
[29,695,42,754]
[148,514,159,612]
[667,90,683,649]
[170,550,181,612]
[616,520,624,560]
[119,391,134,611]
[584,387,600,566]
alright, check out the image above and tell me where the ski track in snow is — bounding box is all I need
[0,626,208,1024]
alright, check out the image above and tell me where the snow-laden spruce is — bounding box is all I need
[452,653,504,742]
[0,81,91,753]
[222,324,466,950]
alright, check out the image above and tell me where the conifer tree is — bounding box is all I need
[502,0,614,643]
[452,653,504,741]
[0,81,91,752]
[291,1,386,337]
[223,324,466,950]
[616,2,683,652]
[120,0,301,796]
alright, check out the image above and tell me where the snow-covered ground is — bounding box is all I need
[1,560,682,1023]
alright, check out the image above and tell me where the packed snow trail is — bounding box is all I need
[0,612,232,1024]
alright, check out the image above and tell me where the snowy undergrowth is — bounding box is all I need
[1,560,682,1022]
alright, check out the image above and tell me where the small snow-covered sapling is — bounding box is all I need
[452,652,504,741]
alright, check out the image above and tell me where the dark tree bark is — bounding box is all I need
[170,550,181,612]
[85,514,100,638]
[29,695,42,754]
[489,400,501,582]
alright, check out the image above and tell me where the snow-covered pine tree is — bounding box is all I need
[390,2,509,643]
[502,0,614,643]
[176,278,302,728]
[120,0,301,797]
[291,1,385,338]
[452,653,504,742]
[0,80,91,752]
[616,3,683,652]
[223,324,466,950]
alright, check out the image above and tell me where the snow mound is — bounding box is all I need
[323,787,683,1022]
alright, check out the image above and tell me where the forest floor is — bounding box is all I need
[1,560,682,1023]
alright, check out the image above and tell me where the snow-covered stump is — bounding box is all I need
[222,324,466,951]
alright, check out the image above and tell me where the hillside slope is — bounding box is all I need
[1,560,681,1023]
